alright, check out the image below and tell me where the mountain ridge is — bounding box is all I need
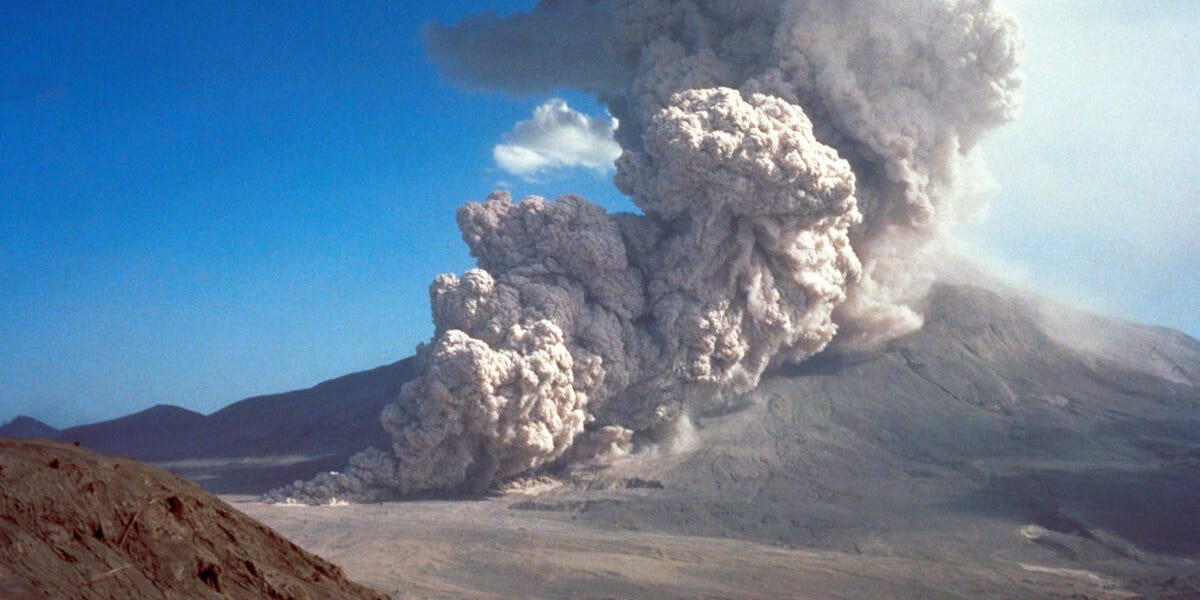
[0,415,60,439]
[1,358,419,491]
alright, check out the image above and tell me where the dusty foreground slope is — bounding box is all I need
[0,438,388,599]
[235,491,1179,600]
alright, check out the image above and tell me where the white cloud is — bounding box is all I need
[493,99,621,178]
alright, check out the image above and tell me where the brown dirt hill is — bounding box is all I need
[0,438,389,599]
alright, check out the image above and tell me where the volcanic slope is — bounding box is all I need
[236,283,1200,599]
[0,438,389,599]
[511,282,1200,594]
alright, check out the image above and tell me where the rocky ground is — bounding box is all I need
[235,491,1183,599]
[0,438,388,599]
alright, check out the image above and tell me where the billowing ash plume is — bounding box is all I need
[269,0,1021,503]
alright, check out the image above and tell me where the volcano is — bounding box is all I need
[9,280,1198,597]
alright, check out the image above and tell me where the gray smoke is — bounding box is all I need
[269,0,1021,504]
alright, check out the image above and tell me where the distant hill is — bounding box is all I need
[0,358,419,493]
[0,416,59,439]
[57,404,206,460]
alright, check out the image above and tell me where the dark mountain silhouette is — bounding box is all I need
[0,415,59,439]
[57,405,206,461]
[2,358,419,493]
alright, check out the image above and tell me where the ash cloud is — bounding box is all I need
[423,1,626,96]
[269,0,1021,503]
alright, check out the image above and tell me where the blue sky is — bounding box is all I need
[2,1,1196,428]
[971,0,1200,332]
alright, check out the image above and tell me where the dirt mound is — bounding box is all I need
[0,438,388,599]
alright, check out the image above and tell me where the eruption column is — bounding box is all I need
[270,0,1021,503]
